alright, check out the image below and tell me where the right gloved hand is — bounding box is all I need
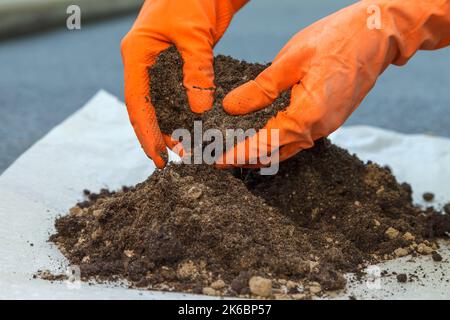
[121,0,249,168]
[219,0,450,168]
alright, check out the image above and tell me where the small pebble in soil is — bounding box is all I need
[431,251,443,262]
[417,243,434,255]
[211,279,226,290]
[231,278,248,295]
[394,248,409,257]
[402,232,415,242]
[69,206,83,217]
[202,287,216,296]
[249,276,272,297]
[423,192,435,202]
[385,227,399,240]
[176,261,198,280]
[396,274,408,283]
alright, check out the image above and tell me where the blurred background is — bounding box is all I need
[0,0,449,173]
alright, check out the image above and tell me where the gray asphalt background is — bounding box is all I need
[1,0,449,173]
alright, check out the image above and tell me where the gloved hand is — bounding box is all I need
[121,0,248,168]
[220,0,450,167]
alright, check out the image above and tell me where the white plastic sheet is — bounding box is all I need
[0,90,448,299]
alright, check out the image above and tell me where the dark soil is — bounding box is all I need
[150,46,289,143]
[50,145,450,298]
[396,274,408,283]
[49,50,450,299]
[432,251,443,262]
[423,193,435,202]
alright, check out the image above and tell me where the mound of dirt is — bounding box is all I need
[50,144,450,298]
[49,49,450,299]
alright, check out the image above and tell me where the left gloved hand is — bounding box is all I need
[219,0,450,167]
[121,0,248,169]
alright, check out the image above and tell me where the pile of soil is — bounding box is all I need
[49,49,450,299]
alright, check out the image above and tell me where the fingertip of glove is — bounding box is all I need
[153,150,168,169]
[187,87,214,113]
[223,81,273,115]
[145,141,168,169]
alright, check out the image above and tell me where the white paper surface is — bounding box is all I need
[0,90,448,299]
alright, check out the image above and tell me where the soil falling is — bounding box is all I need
[50,48,450,299]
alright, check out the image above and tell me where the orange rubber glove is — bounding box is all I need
[220,0,450,167]
[121,0,249,168]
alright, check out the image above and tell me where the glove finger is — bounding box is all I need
[217,124,281,168]
[267,76,355,163]
[278,142,304,162]
[218,83,313,167]
[121,34,170,168]
[223,51,307,115]
[177,38,215,114]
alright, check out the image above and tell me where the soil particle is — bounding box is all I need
[396,274,408,283]
[431,251,443,262]
[417,243,434,255]
[176,261,199,281]
[49,49,450,299]
[249,276,272,297]
[423,193,435,202]
[202,287,217,296]
[230,271,252,295]
[385,227,400,240]
[402,232,415,242]
[394,248,409,258]
[211,279,226,290]
[69,206,84,217]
